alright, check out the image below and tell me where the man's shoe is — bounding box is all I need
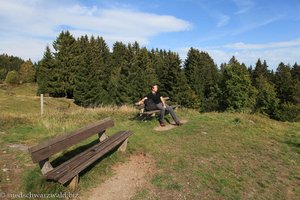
[160,122,166,127]
[175,121,183,126]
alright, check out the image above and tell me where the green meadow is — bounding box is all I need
[0,83,299,199]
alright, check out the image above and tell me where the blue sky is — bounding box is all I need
[1,0,300,70]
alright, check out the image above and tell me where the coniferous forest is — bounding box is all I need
[1,31,299,121]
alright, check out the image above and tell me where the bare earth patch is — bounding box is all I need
[84,153,155,200]
[154,119,188,131]
[0,144,31,196]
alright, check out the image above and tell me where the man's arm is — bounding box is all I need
[160,96,166,108]
[136,97,148,105]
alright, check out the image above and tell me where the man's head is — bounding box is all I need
[151,84,158,93]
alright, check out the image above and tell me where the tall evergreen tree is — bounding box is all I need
[291,62,300,81]
[291,63,300,104]
[254,75,279,117]
[129,46,158,100]
[274,62,294,103]
[184,48,219,111]
[220,56,257,111]
[53,31,76,98]
[159,50,200,108]
[73,35,111,107]
[0,54,24,81]
[252,59,270,87]
[108,41,131,104]
[36,46,56,95]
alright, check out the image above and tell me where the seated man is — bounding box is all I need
[137,84,182,127]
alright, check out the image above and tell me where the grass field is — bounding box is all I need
[0,83,299,200]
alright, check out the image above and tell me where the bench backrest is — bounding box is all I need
[28,117,114,163]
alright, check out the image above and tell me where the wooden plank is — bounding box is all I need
[59,131,132,184]
[28,118,114,163]
[143,105,178,115]
[45,132,121,180]
[49,131,129,181]
[58,131,133,184]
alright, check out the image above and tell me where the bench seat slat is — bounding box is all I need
[45,132,121,180]
[143,105,178,115]
[45,131,132,184]
[28,118,114,163]
[58,131,132,184]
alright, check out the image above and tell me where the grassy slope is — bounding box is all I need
[0,83,299,200]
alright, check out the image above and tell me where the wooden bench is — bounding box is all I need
[135,97,178,120]
[28,117,132,189]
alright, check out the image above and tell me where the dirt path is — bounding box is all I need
[84,153,155,200]
[154,119,188,131]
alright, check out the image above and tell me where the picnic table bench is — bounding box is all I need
[135,97,178,120]
[28,117,132,189]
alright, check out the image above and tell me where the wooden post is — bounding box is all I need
[68,175,79,190]
[41,94,44,115]
[39,158,53,175]
[118,138,128,152]
[98,130,108,142]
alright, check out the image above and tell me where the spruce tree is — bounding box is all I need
[252,59,270,87]
[184,48,219,111]
[274,62,293,103]
[108,42,131,104]
[159,50,200,108]
[36,46,56,95]
[0,54,24,81]
[73,35,110,107]
[291,62,300,81]
[220,56,257,111]
[130,46,158,100]
[53,31,76,98]
[254,75,279,117]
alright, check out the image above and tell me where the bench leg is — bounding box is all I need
[39,159,53,175]
[68,175,79,190]
[98,130,108,142]
[118,138,128,152]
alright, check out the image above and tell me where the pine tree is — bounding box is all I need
[73,35,111,107]
[291,62,300,81]
[130,46,158,100]
[254,75,279,117]
[291,63,300,104]
[53,31,76,98]
[274,62,293,103]
[184,48,219,111]
[0,54,24,81]
[252,59,270,87]
[220,56,257,111]
[159,50,200,108]
[36,46,56,95]
[108,42,131,104]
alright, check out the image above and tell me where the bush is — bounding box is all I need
[5,70,19,85]
[274,103,300,122]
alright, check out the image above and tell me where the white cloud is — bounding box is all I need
[177,38,300,70]
[233,0,255,15]
[225,38,300,50]
[0,0,191,61]
[231,15,283,35]
[217,15,230,27]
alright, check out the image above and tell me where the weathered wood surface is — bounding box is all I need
[44,131,132,184]
[28,117,114,163]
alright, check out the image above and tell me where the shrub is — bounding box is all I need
[5,70,19,85]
